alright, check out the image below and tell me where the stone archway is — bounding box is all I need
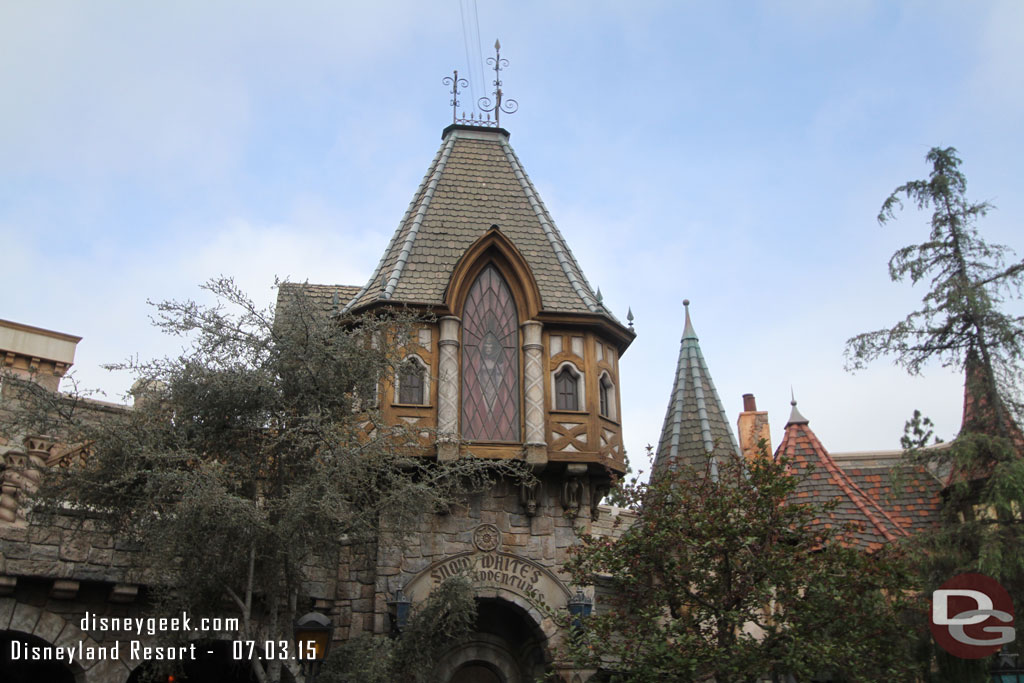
[435,597,551,683]
[0,630,82,683]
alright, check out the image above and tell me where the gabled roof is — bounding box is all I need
[775,401,912,551]
[340,126,612,321]
[652,301,740,480]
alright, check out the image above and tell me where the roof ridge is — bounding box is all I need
[340,140,449,314]
[500,138,600,313]
[699,350,742,458]
[383,134,457,300]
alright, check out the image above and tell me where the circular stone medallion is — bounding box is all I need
[473,523,502,552]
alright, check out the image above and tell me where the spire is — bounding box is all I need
[653,300,741,481]
[682,299,696,340]
[786,388,809,426]
[776,402,909,551]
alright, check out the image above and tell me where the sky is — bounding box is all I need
[2,1,1022,476]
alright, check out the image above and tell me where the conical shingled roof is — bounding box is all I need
[341,125,608,319]
[775,402,911,551]
[652,302,740,480]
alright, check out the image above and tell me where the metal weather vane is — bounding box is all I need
[477,39,518,127]
[444,40,519,128]
[442,69,468,124]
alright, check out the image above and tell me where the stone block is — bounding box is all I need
[6,558,60,576]
[0,597,16,629]
[50,579,79,600]
[0,526,29,542]
[2,541,31,559]
[87,547,113,567]
[27,527,62,545]
[58,538,91,563]
[10,601,41,633]
[53,620,86,650]
[30,544,59,561]
[351,598,372,613]
[531,516,553,536]
[85,653,130,682]
[494,511,509,530]
[0,575,14,595]
[32,609,65,643]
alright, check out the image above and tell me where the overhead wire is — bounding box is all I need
[459,0,478,112]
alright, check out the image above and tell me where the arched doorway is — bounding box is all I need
[436,598,550,683]
[0,631,79,683]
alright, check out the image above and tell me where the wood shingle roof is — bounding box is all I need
[340,126,609,319]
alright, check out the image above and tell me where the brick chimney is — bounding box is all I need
[737,393,771,460]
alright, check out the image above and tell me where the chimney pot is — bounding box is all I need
[742,393,757,412]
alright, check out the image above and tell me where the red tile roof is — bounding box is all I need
[775,412,912,551]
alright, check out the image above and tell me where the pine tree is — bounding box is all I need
[846,147,1024,682]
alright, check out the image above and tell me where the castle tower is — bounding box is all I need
[652,300,740,481]
[283,113,633,679]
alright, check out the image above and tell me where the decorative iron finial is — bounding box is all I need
[787,387,809,426]
[627,307,634,329]
[442,70,468,124]
[478,39,518,127]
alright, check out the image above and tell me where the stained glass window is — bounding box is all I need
[462,265,519,441]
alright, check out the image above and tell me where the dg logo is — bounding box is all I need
[930,572,1016,658]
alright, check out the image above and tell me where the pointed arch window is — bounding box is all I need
[398,356,427,405]
[461,265,520,441]
[555,366,579,411]
[599,372,616,419]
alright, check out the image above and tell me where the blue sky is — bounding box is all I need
[3,1,1022,474]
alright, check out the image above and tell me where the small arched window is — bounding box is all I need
[599,372,615,419]
[555,366,580,411]
[398,357,427,405]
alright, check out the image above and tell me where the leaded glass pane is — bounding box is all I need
[461,265,519,441]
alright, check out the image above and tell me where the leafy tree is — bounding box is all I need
[6,278,519,683]
[845,147,1024,681]
[565,448,918,683]
[318,575,476,683]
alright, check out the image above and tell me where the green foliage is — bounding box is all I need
[8,277,522,683]
[845,146,1024,431]
[319,576,477,683]
[565,448,919,682]
[846,147,1024,681]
